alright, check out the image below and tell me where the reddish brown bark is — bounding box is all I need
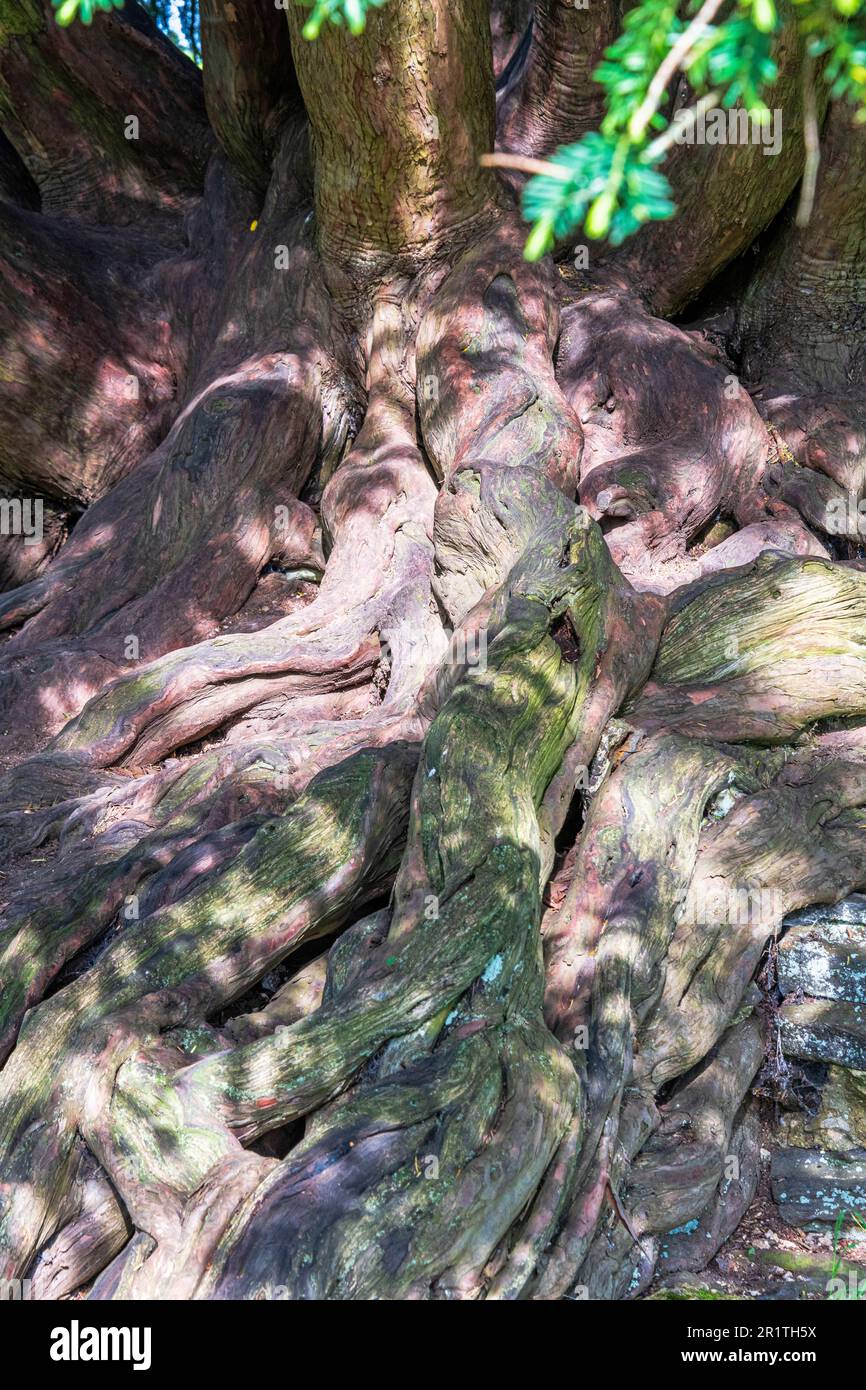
[0,0,864,1305]
[0,0,209,230]
[497,0,617,157]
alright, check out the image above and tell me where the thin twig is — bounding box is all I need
[479,151,571,181]
[606,1179,648,1256]
[796,55,820,227]
[629,0,727,142]
[645,89,721,160]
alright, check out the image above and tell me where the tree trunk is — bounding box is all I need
[1,0,865,1301]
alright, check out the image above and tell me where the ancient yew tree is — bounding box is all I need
[0,0,864,1300]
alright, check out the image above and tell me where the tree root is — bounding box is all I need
[3,22,866,1299]
[555,286,825,593]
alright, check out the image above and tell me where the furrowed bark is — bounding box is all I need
[0,744,414,1279]
[0,344,326,739]
[580,1017,764,1299]
[24,299,439,765]
[28,1151,131,1300]
[630,553,866,741]
[642,755,866,1089]
[602,17,813,316]
[416,221,583,501]
[286,0,499,293]
[497,0,617,158]
[0,297,440,1055]
[0,145,356,746]
[525,733,761,1297]
[530,553,866,1298]
[200,0,299,192]
[740,99,866,391]
[736,100,866,543]
[3,0,866,1307]
[88,504,635,1299]
[555,287,824,592]
[0,201,178,507]
[0,0,210,231]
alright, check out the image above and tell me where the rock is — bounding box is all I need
[771,1147,866,1226]
[777,1065,866,1155]
[778,901,866,1002]
[753,1245,866,1298]
[780,997,866,1070]
[782,896,866,930]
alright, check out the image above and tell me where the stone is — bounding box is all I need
[778,899,866,1002]
[779,997,866,1071]
[771,1147,866,1226]
[777,1065,866,1154]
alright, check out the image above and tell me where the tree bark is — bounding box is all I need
[1,0,865,1302]
[287,0,499,294]
[497,0,617,158]
[0,0,209,230]
[200,0,300,193]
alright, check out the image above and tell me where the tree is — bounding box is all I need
[0,0,864,1301]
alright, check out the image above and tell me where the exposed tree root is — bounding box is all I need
[0,742,414,1278]
[80,499,634,1298]
[2,0,865,1305]
[555,286,825,592]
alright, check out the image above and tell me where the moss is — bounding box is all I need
[779,1066,866,1154]
[0,0,43,39]
[646,1285,739,1300]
